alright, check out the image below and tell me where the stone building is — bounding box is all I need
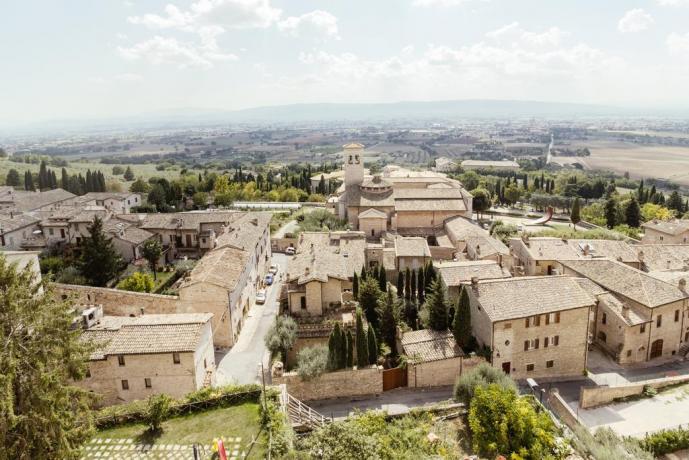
[334,143,473,234]
[557,259,689,363]
[642,220,689,244]
[465,276,596,380]
[78,313,215,406]
[401,329,466,387]
[286,231,365,316]
[0,212,40,250]
[436,260,511,298]
[509,236,640,276]
[440,216,511,266]
[460,159,520,171]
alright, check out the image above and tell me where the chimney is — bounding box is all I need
[622,304,630,319]
[140,307,145,316]
[470,277,479,296]
[679,278,687,290]
[304,267,310,276]
[582,244,590,256]
[637,250,645,263]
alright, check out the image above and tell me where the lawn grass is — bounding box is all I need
[93,402,267,458]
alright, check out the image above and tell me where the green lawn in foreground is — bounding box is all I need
[93,402,266,458]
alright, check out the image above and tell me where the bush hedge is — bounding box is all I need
[639,427,689,456]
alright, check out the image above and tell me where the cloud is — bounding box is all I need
[190,0,281,29]
[128,5,194,30]
[117,35,237,68]
[656,0,689,5]
[114,73,143,81]
[413,0,484,6]
[667,32,689,56]
[278,10,339,39]
[618,9,654,33]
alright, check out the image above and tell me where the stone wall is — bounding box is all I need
[54,283,180,316]
[407,355,485,388]
[547,389,581,431]
[579,373,689,409]
[273,366,383,401]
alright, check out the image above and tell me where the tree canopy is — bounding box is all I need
[79,216,122,287]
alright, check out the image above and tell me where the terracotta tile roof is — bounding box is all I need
[560,259,688,308]
[636,244,689,272]
[395,237,431,258]
[179,246,250,291]
[401,329,463,362]
[394,199,466,212]
[83,313,212,359]
[437,260,511,287]
[11,188,76,212]
[287,231,366,284]
[642,219,689,236]
[598,292,650,327]
[471,276,596,322]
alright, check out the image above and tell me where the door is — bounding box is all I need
[650,339,663,359]
[383,367,407,391]
[60,229,65,238]
[186,234,192,247]
[502,362,511,374]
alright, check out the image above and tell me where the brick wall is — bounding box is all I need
[273,366,383,401]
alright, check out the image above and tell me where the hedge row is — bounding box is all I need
[639,426,689,456]
[95,384,262,429]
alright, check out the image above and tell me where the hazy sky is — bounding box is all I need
[2,0,689,122]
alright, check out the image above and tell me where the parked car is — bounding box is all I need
[264,273,274,285]
[255,289,266,305]
[285,247,295,255]
[269,263,279,275]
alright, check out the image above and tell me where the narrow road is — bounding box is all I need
[214,252,288,385]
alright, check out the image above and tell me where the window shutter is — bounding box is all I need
[525,318,530,328]
[554,335,559,346]
[524,340,529,351]
[535,338,540,349]
[545,314,550,325]
[556,312,561,323]
[535,315,541,326]
[544,337,549,348]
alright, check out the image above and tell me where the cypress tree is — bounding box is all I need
[625,197,641,228]
[404,267,412,300]
[38,160,48,190]
[604,197,618,229]
[425,277,449,331]
[50,170,58,189]
[405,299,419,330]
[124,166,134,181]
[378,267,387,292]
[410,269,417,301]
[355,310,368,368]
[425,262,436,288]
[570,197,581,230]
[367,327,378,365]
[327,324,341,370]
[353,272,359,300]
[453,287,472,349]
[417,268,425,305]
[381,289,398,355]
[79,216,122,286]
[358,277,381,332]
[397,271,404,297]
[337,326,347,369]
[61,168,69,189]
[360,265,367,281]
[346,330,354,368]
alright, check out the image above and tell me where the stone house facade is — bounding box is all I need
[465,276,596,380]
[78,313,215,406]
[642,220,689,244]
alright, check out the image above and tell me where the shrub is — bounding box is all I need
[642,384,657,397]
[145,394,173,432]
[571,426,652,459]
[57,265,87,285]
[453,362,516,405]
[296,345,328,381]
[39,256,64,275]
[640,427,689,456]
[264,316,298,363]
[118,272,155,293]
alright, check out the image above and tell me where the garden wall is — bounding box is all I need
[407,355,485,388]
[579,374,689,409]
[273,366,383,401]
[54,283,180,316]
[547,389,581,431]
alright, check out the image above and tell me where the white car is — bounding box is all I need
[255,290,267,305]
[285,247,295,255]
[269,263,279,275]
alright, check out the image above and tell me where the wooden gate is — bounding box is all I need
[382,367,408,391]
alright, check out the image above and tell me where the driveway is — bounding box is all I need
[307,386,456,420]
[214,252,289,385]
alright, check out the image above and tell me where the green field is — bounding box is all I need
[87,402,266,459]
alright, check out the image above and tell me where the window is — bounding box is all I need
[204,359,207,369]
[525,316,541,328]
[657,315,662,328]
[523,338,539,351]
[48,228,54,236]
[117,355,125,366]
[526,363,535,372]
[546,360,554,368]
[640,324,646,333]
[675,310,680,322]
[121,380,129,390]
[145,378,152,388]
[173,352,181,364]
[602,313,607,325]
[626,350,632,357]
[598,331,607,343]
[544,335,559,347]
[503,322,512,330]
[545,312,560,325]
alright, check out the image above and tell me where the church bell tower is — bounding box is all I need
[343,143,365,188]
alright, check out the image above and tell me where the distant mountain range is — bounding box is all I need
[2,99,686,135]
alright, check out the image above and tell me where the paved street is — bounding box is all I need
[214,252,288,385]
[308,386,456,420]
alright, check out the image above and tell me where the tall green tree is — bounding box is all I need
[417,268,425,305]
[367,327,378,365]
[380,289,398,356]
[570,197,581,230]
[0,254,96,459]
[377,267,387,292]
[404,267,412,300]
[425,277,449,331]
[79,216,122,287]
[123,166,135,181]
[359,265,367,281]
[424,262,436,288]
[352,271,359,300]
[604,197,618,229]
[667,191,684,214]
[327,323,344,370]
[358,277,382,332]
[346,330,354,368]
[5,169,20,187]
[24,171,34,191]
[355,310,369,368]
[338,326,348,369]
[396,271,404,297]
[625,197,641,228]
[410,269,417,301]
[264,315,297,363]
[142,239,163,281]
[472,188,492,220]
[453,287,472,349]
